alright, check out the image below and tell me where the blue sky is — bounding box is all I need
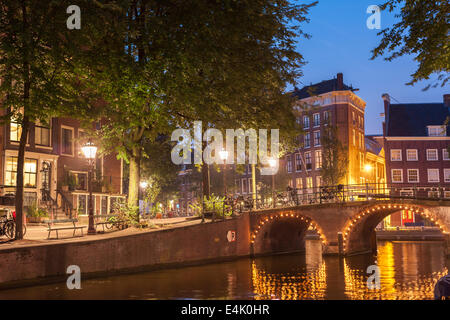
[294,0,448,134]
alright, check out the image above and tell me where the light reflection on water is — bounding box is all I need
[0,240,448,300]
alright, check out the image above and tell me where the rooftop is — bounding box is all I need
[293,73,357,100]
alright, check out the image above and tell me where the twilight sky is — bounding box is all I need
[294,0,448,135]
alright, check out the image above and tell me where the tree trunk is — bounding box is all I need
[127,146,141,221]
[15,116,29,240]
[202,163,210,200]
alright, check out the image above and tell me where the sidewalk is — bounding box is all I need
[0,216,202,250]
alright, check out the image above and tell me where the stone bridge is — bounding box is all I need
[247,200,450,256]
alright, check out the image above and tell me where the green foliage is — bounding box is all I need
[190,195,232,218]
[371,0,449,88]
[320,126,348,186]
[26,203,48,218]
[111,201,140,227]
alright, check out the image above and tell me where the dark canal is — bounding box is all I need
[0,240,448,300]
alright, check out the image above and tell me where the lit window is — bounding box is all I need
[426,149,438,161]
[315,150,322,170]
[5,156,18,186]
[390,149,402,161]
[5,157,37,187]
[316,176,322,188]
[306,177,313,190]
[391,169,403,183]
[10,121,22,142]
[406,149,418,161]
[407,169,419,183]
[427,169,440,183]
[296,178,303,192]
[352,129,356,146]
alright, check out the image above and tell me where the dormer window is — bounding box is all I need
[427,125,446,137]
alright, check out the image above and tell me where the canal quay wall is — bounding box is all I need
[0,215,252,289]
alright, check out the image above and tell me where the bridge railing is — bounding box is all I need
[207,183,450,215]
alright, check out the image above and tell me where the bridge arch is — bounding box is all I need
[250,211,328,256]
[342,203,449,255]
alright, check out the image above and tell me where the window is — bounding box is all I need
[305,152,312,171]
[313,131,321,146]
[242,179,248,194]
[62,127,74,155]
[407,169,419,183]
[24,159,37,188]
[427,169,439,183]
[306,177,313,190]
[35,119,51,147]
[391,169,403,183]
[10,120,22,142]
[5,156,18,186]
[444,169,450,183]
[296,178,303,193]
[316,176,322,188]
[71,172,88,190]
[352,129,356,146]
[286,155,293,173]
[359,152,364,170]
[313,113,320,127]
[324,111,330,124]
[390,149,402,161]
[304,133,311,148]
[352,111,356,125]
[315,150,322,170]
[295,153,302,172]
[303,116,310,129]
[5,157,37,187]
[288,179,294,188]
[406,149,418,161]
[426,149,438,161]
[101,196,108,215]
[78,195,87,215]
[443,149,450,160]
[427,126,446,137]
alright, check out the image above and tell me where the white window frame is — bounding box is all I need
[303,116,310,129]
[426,149,438,161]
[391,169,403,183]
[444,169,450,183]
[427,125,446,137]
[407,169,419,183]
[313,113,320,127]
[390,149,402,161]
[442,149,450,161]
[427,168,440,183]
[304,133,311,149]
[313,131,321,146]
[406,149,418,161]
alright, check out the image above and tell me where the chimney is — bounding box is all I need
[382,94,391,136]
[444,94,450,107]
[337,73,343,90]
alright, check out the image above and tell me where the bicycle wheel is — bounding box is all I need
[4,221,15,239]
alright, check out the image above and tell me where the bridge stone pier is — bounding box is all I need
[248,200,450,256]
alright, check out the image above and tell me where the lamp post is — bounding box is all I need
[268,157,277,207]
[81,140,97,235]
[219,149,229,197]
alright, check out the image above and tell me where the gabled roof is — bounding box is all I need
[365,136,383,156]
[293,78,355,100]
[386,103,450,137]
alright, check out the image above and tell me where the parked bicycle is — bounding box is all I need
[0,211,26,239]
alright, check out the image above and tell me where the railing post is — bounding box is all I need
[319,187,322,204]
[366,183,369,201]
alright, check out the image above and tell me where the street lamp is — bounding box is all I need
[81,140,97,235]
[140,181,148,189]
[219,149,229,196]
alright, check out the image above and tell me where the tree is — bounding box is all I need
[75,0,316,214]
[0,0,91,239]
[320,125,348,186]
[371,0,449,88]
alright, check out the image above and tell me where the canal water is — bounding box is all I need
[0,241,448,300]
